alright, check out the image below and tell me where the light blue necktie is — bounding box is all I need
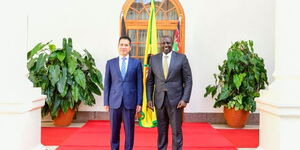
[121,57,127,79]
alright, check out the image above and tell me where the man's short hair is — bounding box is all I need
[119,36,131,45]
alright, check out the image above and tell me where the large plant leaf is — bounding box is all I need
[57,66,67,94]
[44,86,54,98]
[61,99,70,113]
[83,92,96,106]
[50,97,61,119]
[67,56,77,74]
[57,50,66,62]
[204,85,217,97]
[79,86,87,100]
[42,102,50,117]
[48,44,56,52]
[87,80,101,95]
[48,65,61,86]
[46,96,53,107]
[84,49,95,69]
[74,69,86,89]
[35,53,47,71]
[27,57,37,70]
[61,85,68,97]
[27,42,48,60]
[91,70,103,89]
[233,73,246,90]
[62,38,67,49]
[227,101,236,109]
[219,86,230,100]
[249,40,254,52]
[68,38,73,50]
[71,84,80,102]
[48,52,58,61]
[233,95,243,104]
[73,51,84,64]
[65,38,72,60]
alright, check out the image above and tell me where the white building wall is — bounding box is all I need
[7,0,274,113]
[183,0,275,112]
[0,1,45,149]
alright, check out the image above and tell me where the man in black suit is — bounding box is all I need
[146,36,193,150]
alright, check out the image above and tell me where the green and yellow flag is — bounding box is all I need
[138,0,158,128]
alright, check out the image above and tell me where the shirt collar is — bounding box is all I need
[119,55,129,60]
[163,51,172,57]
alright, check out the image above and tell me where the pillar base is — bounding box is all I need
[257,78,300,150]
[0,96,45,150]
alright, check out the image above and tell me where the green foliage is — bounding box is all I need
[204,40,268,112]
[27,38,104,119]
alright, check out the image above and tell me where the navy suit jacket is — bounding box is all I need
[104,57,143,109]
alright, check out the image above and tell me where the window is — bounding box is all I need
[122,0,185,61]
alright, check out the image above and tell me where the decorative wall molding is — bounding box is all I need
[0,98,45,114]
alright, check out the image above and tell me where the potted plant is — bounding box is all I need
[27,38,104,126]
[204,40,268,128]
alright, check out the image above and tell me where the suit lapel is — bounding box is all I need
[113,57,123,80]
[167,52,177,80]
[124,57,133,80]
[156,53,165,79]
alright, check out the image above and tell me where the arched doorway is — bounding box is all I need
[121,0,185,61]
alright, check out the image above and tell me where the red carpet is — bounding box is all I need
[41,127,79,146]
[56,120,236,150]
[217,129,259,148]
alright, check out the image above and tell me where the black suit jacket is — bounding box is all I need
[146,52,192,109]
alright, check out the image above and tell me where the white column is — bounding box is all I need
[0,1,45,150]
[257,0,300,150]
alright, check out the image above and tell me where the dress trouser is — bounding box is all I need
[110,103,136,150]
[156,92,183,150]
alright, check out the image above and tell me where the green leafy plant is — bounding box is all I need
[27,38,104,119]
[204,40,268,112]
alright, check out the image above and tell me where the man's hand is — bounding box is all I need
[147,101,154,110]
[136,105,142,112]
[177,100,187,109]
[104,106,109,112]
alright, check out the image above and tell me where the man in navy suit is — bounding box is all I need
[104,36,143,150]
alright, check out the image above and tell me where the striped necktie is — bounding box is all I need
[121,57,127,79]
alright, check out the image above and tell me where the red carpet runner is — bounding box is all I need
[56,120,236,150]
[42,127,79,146]
[217,129,259,148]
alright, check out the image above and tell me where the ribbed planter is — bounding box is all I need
[53,108,75,127]
[224,107,249,128]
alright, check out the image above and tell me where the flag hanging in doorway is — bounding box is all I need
[138,0,158,128]
[121,13,127,36]
[172,19,181,53]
